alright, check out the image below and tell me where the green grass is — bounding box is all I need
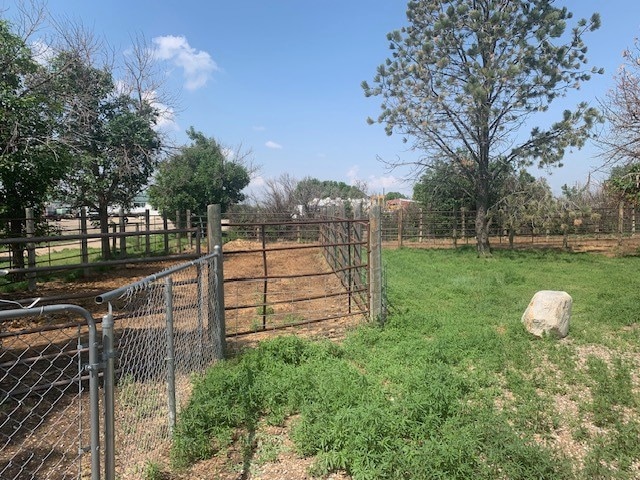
[172,248,640,479]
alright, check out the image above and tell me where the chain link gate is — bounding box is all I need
[0,304,101,480]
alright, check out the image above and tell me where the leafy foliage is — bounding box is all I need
[363,0,602,254]
[53,50,162,256]
[606,163,640,206]
[149,128,250,219]
[0,19,71,267]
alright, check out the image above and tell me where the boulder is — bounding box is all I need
[521,290,572,338]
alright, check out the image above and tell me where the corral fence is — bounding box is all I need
[219,203,382,338]
[383,204,640,250]
[0,205,384,479]
[0,208,202,292]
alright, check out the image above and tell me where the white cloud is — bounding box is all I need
[253,126,266,131]
[248,176,266,188]
[30,39,54,65]
[368,174,405,193]
[152,35,217,90]
[346,165,360,181]
[265,140,283,149]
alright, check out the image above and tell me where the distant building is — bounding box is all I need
[385,198,415,211]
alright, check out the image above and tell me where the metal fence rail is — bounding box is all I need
[221,216,371,338]
[382,206,640,248]
[0,304,100,480]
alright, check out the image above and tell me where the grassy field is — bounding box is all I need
[172,248,640,479]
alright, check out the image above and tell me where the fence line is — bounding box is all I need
[1,205,385,478]
[381,206,640,249]
[95,248,224,479]
[221,212,373,337]
[0,209,201,291]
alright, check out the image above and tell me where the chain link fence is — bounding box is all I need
[0,206,383,478]
[96,248,224,479]
[0,304,100,480]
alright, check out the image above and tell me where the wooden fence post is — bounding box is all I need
[175,210,182,253]
[369,205,383,324]
[186,209,192,248]
[397,208,404,248]
[619,201,624,246]
[25,208,36,291]
[163,213,169,254]
[144,209,151,255]
[207,204,223,253]
[80,207,89,277]
[119,208,126,256]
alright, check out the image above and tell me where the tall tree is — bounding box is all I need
[599,38,640,168]
[363,0,602,255]
[53,50,162,257]
[149,128,251,220]
[0,19,70,269]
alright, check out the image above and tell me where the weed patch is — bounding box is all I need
[173,249,640,479]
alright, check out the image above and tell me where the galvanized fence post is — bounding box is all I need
[165,277,177,433]
[102,309,116,480]
[213,245,226,358]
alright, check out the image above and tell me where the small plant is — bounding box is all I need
[142,461,164,480]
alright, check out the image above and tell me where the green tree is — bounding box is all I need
[0,19,70,269]
[363,0,602,255]
[385,192,407,201]
[606,164,640,206]
[294,178,367,201]
[53,51,161,257]
[149,128,250,220]
[413,159,475,212]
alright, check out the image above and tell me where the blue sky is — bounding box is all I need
[3,1,640,198]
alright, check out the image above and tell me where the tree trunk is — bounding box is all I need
[475,205,491,256]
[99,207,112,258]
[8,217,25,270]
[475,154,492,256]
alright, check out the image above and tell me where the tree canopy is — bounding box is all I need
[52,50,162,256]
[149,128,251,219]
[0,19,70,267]
[363,0,602,255]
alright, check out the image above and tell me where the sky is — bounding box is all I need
[3,0,640,198]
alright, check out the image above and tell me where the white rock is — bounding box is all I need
[521,290,572,338]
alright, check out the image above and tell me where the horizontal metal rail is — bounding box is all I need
[226,286,368,311]
[0,227,198,245]
[229,310,367,338]
[4,252,201,276]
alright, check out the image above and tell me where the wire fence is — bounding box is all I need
[0,304,100,480]
[382,205,640,250]
[96,249,224,479]
[0,206,383,479]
